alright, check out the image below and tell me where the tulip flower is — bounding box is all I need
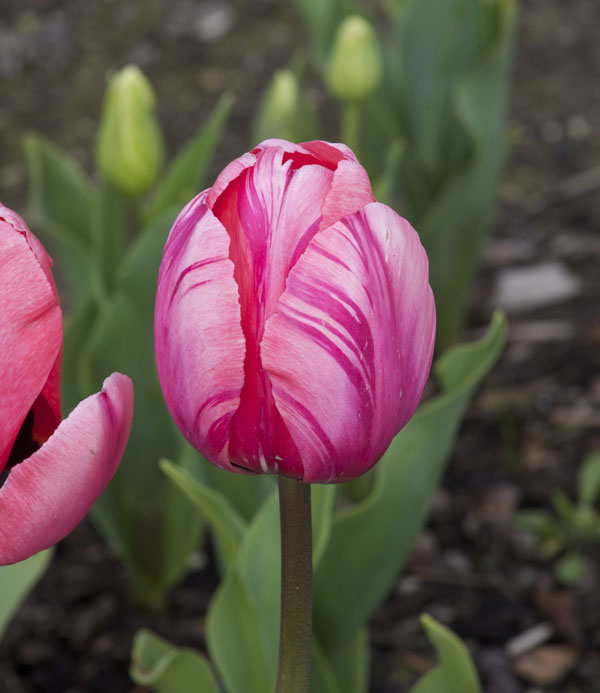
[0,204,133,565]
[155,139,435,484]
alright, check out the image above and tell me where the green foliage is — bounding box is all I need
[313,312,507,649]
[134,313,505,691]
[291,0,517,350]
[514,450,600,585]
[24,135,94,297]
[143,92,234,224]
[0,549,53,640]
[131,629,219,693]
[410,615,481,693]
[24,78,232,606]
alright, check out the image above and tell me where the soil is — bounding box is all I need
[1,0,599,691]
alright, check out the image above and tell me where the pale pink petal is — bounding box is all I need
[0,213,62,470]
[211,146,335,476]
[262,202,435,483]
[0,373,133,565]
[154,197,245,470]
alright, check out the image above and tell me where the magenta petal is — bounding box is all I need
[0,373,133,565]
[262,202,436,483]
[154,196,245,468]
[206,152,256,208]
[0,212,62,470]
[216,146,335,476]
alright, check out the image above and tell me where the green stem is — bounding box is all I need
[341,102,360,154]
[276,477,313,693]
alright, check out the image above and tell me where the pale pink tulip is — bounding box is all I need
[0,205,133,565]
[155,140,435,483]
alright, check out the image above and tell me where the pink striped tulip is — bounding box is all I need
[155,140,435,483]
[0,205,133,565]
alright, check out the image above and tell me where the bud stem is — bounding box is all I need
[341,103,360,155]
[276,477,312,693]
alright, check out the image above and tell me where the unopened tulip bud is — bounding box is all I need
[254,69,299,143]
[325,16,383,103]
[96,65,164,196]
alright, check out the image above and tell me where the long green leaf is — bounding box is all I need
[131,629,219,693]
[411,615,481,693]
[160,459,247,570]
[0,549,53,639]
[143,93,234,225]
[24,134,95,296]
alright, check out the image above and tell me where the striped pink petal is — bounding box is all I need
[210,145,337,475]
[262,202,435,483]
[154,194,246,469]
[0,208,62,471]
[0,373,133,565]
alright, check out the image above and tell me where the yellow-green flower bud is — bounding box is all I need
[254,69,299,143]
[96,65,164,196]
[325,16,383,103]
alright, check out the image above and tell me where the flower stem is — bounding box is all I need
[276,477,312,693]
[341,102,360,155]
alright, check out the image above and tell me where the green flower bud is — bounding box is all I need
[325,16,383,104]
[254,69,299,144]
[96,65,164,196]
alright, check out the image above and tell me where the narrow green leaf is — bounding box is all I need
[131,629,219,693]
[143,93,234,225]
[312,484,337,568]
[160,459,247,570]
[157,447,205,595]
[0,549,53,639]
[314,313,507,648]
[91,179,129,300]
[61,293,98,414]
[24,134,95,295]
[577,452,600,508]
[310,639,341,693]
[206,571,273,693]
[411,615,481,693]
[324,627,369,693]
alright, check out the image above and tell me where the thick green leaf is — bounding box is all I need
[91,179,128,300]
[24,134,95,296]
[323,627,369,693]
[411,615,481,693]
[314,313,507,648]
[206,570,274,693]
[578,452,600,507]
[160,459,246,570]
[312,484,337,568]
[237,490,281,681]
[61,293,98,414]
[81,209,186,603]
[400,0,516,349]
[143,93,234,225]
[0,549,53,639]
[310,639,341,693]
[131,629,219,693]
[83,208,179,507]
[156,447,205,595]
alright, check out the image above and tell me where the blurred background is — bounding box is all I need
[1,0,599,691]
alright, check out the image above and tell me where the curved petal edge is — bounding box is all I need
[0,373,134,565]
